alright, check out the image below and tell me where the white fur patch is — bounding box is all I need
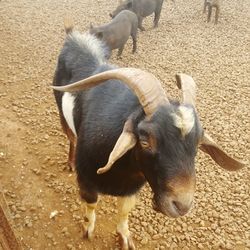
[117,196,136,237]
[62,92,77,136]
[81,202,98,239]
[172,106,195,137]
[69,31,107,64]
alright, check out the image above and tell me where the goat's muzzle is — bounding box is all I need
[153,192,194,218]
[153,176,196,218]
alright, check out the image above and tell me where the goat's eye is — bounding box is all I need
[140,140,151,149]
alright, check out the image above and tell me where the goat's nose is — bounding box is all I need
[109,13,113,18]
[172,200,192,216]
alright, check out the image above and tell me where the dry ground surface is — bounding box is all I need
[0,0,249,249]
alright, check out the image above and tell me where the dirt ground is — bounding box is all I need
[0,0,249,249]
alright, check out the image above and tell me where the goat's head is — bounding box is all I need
[53,68,245,218]
[110,0,133,18]
[89,25,104,40]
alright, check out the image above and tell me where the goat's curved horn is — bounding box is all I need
[175,73,196,107]
[199,132,246,171]
[52,68,169,116]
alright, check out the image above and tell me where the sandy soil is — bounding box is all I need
[0,0,249,249]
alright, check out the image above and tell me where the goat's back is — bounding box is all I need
[53,31,109,111]
[133,0,163,17]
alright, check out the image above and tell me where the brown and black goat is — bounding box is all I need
[52,20,245,250]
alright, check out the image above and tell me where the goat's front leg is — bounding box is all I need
[79,189,98,240]
[215,6,220,24]
[117,45,125,58]
[117,195,136,250]
[207,4,212,22]
[203,0,208,13]
[83,201,98,239]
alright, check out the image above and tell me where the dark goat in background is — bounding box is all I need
[89,10,138,58]
[52,19,245,250]
[110,0,165,31]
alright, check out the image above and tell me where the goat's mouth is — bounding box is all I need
[109,13,114,19]
[152,198,179,218]
[152,194,193,218]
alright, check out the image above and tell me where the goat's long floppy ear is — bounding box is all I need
[175,73,246,171]
[97,119,137,174]
[199,133,246,171]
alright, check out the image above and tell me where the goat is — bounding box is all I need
[110,0,166,31]
[52,19,245,250]
[89,10,138,58]
[203,0,220,24]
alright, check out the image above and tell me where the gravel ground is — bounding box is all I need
[0,0,249,249]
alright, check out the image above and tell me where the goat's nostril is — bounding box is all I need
[172,200,182,211]
[172,200,189,215]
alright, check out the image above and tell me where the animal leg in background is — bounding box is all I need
[214,5,220,24]
[207,3,212,22]
[137,15,145,31]
[203,0,208,13]
[153,1,163,28]
[117,45,125,57]
[131,29,137,53]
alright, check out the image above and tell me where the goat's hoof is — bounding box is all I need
[118,233,135,250]
[67,161,75,172]
[83,224,94,240]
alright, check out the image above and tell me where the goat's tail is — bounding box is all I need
[64,17,74,34]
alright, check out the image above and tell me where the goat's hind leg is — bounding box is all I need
[131,31,137,54]
[117,195,136,250]
[138,16,145,31]
[207,4,212,23]
[203,0,208,13]
[215,6,219,24]
[153,1,163,28]
[59,114,76,171]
